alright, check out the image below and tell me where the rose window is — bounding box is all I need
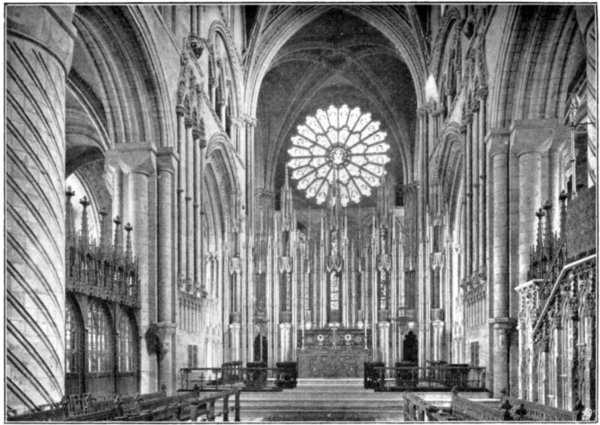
[287,105,390,206]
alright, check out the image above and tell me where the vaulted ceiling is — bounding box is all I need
[254,8,417,209]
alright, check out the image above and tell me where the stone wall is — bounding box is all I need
[566,186,597,260]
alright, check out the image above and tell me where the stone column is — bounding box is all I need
[185,116,194,290]
[115,145,157,392]
[510,120,555,285]
[279,322,292,361]
[156,148,177,394]
[488,129,510,396]
[492,320,515,396]
[229,322,242,362]
[464,112,473,274]
[472,102,480,273]
[177,106,187,287]
[549,126,569,230]
[192,124,200,291]
[229,256,242,362]
[6,6,75,413]
[460,124,469,279]
[478,87,488,270]
[431,319,445,361]
[378,321,391,364]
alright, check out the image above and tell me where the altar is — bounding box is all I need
[297,329,372,378]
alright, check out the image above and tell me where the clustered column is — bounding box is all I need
[488,130,510,396]
[478,87,488,270]
[176,102,187,287]
[156,148,177,393]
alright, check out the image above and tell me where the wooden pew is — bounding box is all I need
[115,388,241,422]
[7,387,243,423]
[504,396,579,421]
[450,393,507,421]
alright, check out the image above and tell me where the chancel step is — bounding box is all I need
[226,379,405,422]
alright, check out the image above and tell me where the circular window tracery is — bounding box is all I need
[287,105,390,206]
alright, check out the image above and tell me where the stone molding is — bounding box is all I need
[157,147,178,174]
[509,119,558,156]
[486,128,510,157]
[105,143,158,176]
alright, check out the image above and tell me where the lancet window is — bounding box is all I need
[87,301,112,373]
[118,310,135,373]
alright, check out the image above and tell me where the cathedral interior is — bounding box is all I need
[5,3,598,422]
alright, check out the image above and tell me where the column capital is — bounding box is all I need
[377,321,391,328]
[153,322,177,335]
[509,119,558,156]
[478,85,489,100]
[105,143,157,176]
[417,106,429,117]
[230,115,245,126]
[490,317,517,329]
[242,115,257,127]
[463,112,474,125]
[486,128,510,157]
[157,147,178,174]
[432,106,446,117]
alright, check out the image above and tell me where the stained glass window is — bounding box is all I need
[87,301,111,373]
[118,310,135,373]
[288,105,390,206]
[65,299,81,374]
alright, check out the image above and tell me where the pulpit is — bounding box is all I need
[297,329,372,378]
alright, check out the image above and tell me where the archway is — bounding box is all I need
[403,331,418,364]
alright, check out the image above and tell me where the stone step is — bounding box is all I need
[296,378,364,385]
[218,379,408,422]
[240,393,404,401]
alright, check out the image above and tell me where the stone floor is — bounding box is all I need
[226,378,406,422]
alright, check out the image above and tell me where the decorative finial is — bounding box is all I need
[99,210,108,251]
[80,196,90,247]
[65,187,76,246]
[113,216,122,253]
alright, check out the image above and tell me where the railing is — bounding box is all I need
[532,253,596,337]
[180,366,286,391]
[536,240,567,308]
[370,365,486,391]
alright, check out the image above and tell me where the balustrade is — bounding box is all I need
[180,363,296,391]
[368,365,486,391]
